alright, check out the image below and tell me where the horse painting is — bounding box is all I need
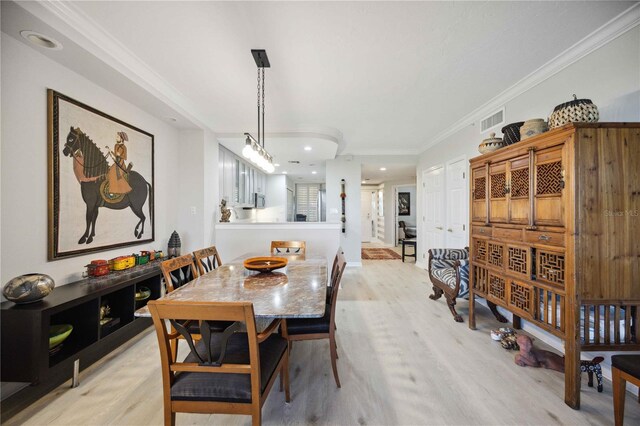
[62,126,153,245]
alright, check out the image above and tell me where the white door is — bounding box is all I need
[445,158,468,248]
[422,167,445,259]
[361,190,375,242]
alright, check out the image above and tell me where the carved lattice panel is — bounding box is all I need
[488,242,504,268]
[536,161,563,195]
[508,246,528,276]
[474,239,487,263]
[537,251,565,286]
[488,274,506,302]
[473,177,486,200]
[510,168,529,198]
[510,281,532,313]
[472,266,488,294]
[490,173,507,198]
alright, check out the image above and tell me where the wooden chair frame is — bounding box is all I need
[612,363,640,426]
[428,248,506,323]
[287,250,347,387]
[193,246,223,276]
[148,300,290,426]
[160,255,199,294]
[270,241,306,256]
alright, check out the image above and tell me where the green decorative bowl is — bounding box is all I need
[135,286,151,301]
[49,324,73,349]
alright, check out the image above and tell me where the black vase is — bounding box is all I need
[501,122,525,145]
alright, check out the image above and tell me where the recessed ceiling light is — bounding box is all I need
[361,180,366,184]
[282,171,288,174]
[304,147,312,151]
[380,167,387,171]
[20,30,63,50]
[168,117,177,122]
[274,163,280,167]
[311,171,317,174]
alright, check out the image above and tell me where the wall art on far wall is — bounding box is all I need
[48,89,155,260]
[398,192,410,216]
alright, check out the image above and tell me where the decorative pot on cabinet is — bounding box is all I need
[478,132,505,154]
[520,119,548,140]
[3,273,55,304]
[548,94,599,129]
[501,122,525,145]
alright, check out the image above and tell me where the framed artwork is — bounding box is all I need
[48,89,155,260]
[398,192,410,216]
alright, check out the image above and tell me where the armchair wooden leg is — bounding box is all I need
[487,301,508,323]
[445,295,463,322]
[429,286,444,301]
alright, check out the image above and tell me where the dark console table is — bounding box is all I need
[401,238,417,262]
[1,263,163,419]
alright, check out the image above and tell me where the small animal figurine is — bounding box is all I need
[581,357,605,392]
[514,335,564,372]
[219,199,231,223]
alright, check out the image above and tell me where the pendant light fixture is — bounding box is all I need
[243,49,275,174]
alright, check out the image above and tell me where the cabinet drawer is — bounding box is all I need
[525,230,565,247]
[472,226,492,237]
[493,227,523,242]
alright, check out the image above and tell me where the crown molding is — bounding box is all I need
[422,3,640,151]
[17,0,211,130]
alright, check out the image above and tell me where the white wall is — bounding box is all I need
[176,129,219,253]
[256,174,287,222]
[326,157,362,265]
[0,34,181,290]
[415,26,640,381]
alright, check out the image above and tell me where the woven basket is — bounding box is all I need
[549,95,599,129]
[501,122,524,145]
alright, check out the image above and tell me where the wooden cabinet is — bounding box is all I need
[468,123,640,410]
[1,264,162,419]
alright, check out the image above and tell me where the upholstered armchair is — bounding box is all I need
[428,248,506,323]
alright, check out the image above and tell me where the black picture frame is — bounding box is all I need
[48,89,155,260]
[398,192,410,216]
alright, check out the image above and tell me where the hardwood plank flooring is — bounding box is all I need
[6,254,640,425]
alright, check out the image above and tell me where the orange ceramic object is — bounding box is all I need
[243,257,288,273]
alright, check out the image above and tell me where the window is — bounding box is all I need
[296,183,320,222]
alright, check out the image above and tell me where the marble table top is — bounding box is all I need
[135,253,327,319]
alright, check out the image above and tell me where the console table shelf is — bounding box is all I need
[1,262,163,419]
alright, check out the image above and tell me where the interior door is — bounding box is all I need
[422,167,445,258]
[445,158,468,248]
[361,190,374,242]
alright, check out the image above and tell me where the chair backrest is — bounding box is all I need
[328,251,347,323]
[398,220,406,229]
[160,255,199,293]
[270,240,306,255]
[192,246,223,276]
[148,300,260,404]
[330,247,345,288]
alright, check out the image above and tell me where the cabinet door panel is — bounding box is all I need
[534,145,565,227]
[471,166,487,223]
[508,156,530,224]
[489,162,508,223]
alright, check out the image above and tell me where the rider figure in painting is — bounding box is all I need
[106,131,133,195]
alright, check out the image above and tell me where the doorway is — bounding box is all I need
[361,189,377,243]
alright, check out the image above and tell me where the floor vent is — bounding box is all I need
[480,108,505,133]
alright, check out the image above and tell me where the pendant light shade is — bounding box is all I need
[244,50,274,173]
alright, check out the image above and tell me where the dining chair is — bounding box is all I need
[148,300,290,426]
[193,246,223,276]
[285,250,347,387]
[270,240,306,255]
[160,255,199,294]
[327,247,344,304]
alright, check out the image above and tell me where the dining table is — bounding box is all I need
[135,253,328,321]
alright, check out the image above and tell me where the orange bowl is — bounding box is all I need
[243,256,288,273]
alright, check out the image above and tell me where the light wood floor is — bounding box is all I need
[7,255,640,425]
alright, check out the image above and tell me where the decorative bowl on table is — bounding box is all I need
[243,257,288,273]
[49,324,73,349]
[135,286,151,302]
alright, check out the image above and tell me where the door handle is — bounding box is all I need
[436,226,443,230]
[447,229,453,232]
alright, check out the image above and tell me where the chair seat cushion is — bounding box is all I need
[286,304,330,335]
[171,332,287,403]
[431,267,469,299]
[612,355,640,379]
